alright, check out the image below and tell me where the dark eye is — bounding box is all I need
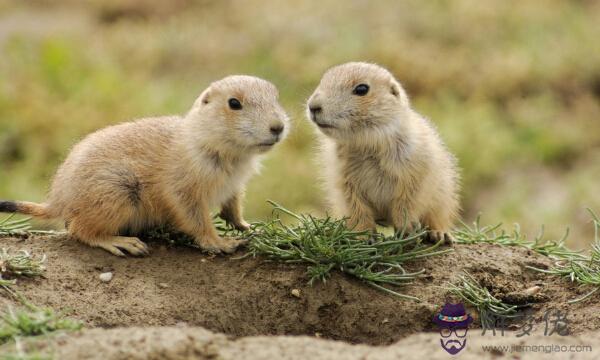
[228,98,242,110]
[353,84,369,96]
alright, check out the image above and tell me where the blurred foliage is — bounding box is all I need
[0,0,599,247]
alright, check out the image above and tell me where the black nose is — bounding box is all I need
[309,105,322,115]
[270,124,284,136]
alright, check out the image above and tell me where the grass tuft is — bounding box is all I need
[0,215,64,238]
[527,209,600,303]
[0,249,46,278]
[0,249,46,294]
[445,272,520,329]
[0,304,81,346]
[0,277,80,359]
[239,201,453,301]
[0,216,32,237]
[453,215,585,261]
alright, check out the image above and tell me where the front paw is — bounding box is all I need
[219,212,250,232]
[233,220,251,232]
[425,230,454,245]
[196,235,247,254]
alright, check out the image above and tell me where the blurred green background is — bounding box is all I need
[0,0,599,247]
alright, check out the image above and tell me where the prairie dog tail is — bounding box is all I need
[0,200,52,219]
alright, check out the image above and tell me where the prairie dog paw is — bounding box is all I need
[219,212,251,231]
[425,231,454,245]
[233,220,251,231]
[197,236,247,254]
[97,236,150,257]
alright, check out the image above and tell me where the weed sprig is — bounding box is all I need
[0,248,76,360]
[446,272,520,328]
[0,249,46,278]
[527,210,600,303]
[239,201,453,301]
[0,216,31,237]
[453,216,584,261]
[0,305,81,345]
[0,249,46,294]
[0,215,62,237]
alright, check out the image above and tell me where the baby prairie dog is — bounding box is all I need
[307,62,459,242]
[0,75,289,256]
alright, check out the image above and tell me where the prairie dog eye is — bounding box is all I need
[352,84,370,96]
[228,98,242,110]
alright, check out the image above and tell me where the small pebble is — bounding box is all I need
[382,318,389,324]
[291,289,301,298]
[158,283,169,289]
[524,285,542,295]
[99,272,113,282]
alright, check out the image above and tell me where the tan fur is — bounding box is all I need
[3,75,289,256]
[307,62,460,241]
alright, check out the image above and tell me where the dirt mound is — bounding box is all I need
[18,326,600,360]
[1,234,599,349]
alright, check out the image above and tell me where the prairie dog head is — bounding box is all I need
[186,75,289,154]
[307,62,410,141]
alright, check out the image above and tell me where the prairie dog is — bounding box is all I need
[307,62,459,241]
[0,75,289,256]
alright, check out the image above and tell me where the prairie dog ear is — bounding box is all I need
[198,88,211,105]
[192,87,213,110]
[390,81,400,97]
[390,79,409,107]
[189,88,212,117]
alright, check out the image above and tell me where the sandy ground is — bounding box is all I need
[1,234,599,358]
[18,326,600,360]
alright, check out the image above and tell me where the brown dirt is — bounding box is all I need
[1,234,600,358]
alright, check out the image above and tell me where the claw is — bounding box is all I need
[197,236,246,254]
[425,231,452,245]
[96,236,149,257]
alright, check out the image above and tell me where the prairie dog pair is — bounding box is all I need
[307,62,460,241]
[0,76,289,256]
[1,63,459,257]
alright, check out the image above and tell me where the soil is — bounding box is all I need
[21,327,600,360]
[1,234,599,359]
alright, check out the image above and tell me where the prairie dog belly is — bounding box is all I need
[344,154,397,222]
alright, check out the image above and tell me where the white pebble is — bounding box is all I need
[99,272,113,282]
[291,289,301,298]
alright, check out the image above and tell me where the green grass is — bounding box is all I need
[0,215,32,237]
[454,210,600,304]
[453,215,586,260]
[0,249,46,278]
[526,210,600,303]
[0,248,46,294]
[0,215,63,238]
[0,246,74,360]
[0,305,81,345]
[238,201,453,301]
[445,272,520,329]
[0,301,80,360]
